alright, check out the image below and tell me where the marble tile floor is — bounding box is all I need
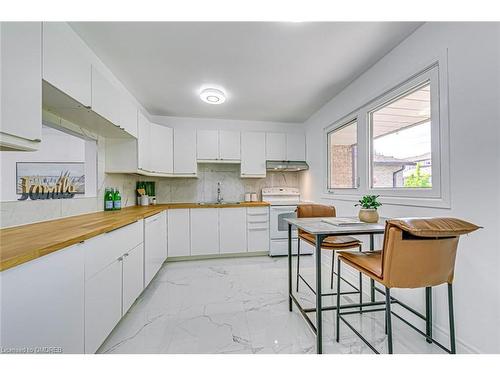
[98,255,447,354]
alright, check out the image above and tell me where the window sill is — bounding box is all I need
[321,192,450,209]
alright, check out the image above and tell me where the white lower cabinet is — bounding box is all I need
[123,243,145,314]
[144,211,168,287]
[219,208,247,254]
[247,207,270,252]
[84,219,147,353]
[167,209,191,257]
[190,208,219,256]
[84,258,122,354]
[0,243,85,354]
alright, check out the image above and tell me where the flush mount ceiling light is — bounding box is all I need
[200,88,226,104]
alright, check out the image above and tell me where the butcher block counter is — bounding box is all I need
[0,201,269,272]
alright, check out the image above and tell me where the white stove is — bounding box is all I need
[262,187,313,257]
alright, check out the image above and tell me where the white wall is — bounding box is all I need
[302,22,500,353]
[0,126,97,201]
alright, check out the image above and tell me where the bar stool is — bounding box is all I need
[296,204,363,302]
[335,217,481,354]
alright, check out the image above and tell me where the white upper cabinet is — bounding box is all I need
[42,22,91,107]
[174,128,197,175]
[286,133,306,161]
[241,132,266,178]
[197,130,240,161]
[91,66,120,126]
[219,130,240,160]
[0,22,42,150]
[119,93,138,138]
[150,123,173,174]
[137,112,151,172]
[265,132,306,161]
[197,130,219,160]
[266,133,286,160]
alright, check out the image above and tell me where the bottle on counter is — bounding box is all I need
[113,188,122,210]
[104,188,114,211]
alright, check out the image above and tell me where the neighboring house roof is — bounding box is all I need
[373,152,431,165]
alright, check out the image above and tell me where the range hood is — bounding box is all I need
[266,160,309,171]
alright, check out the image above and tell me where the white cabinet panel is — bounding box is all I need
[137,112,151,171]
[150,123,173,174]
[123,243,144,313]
[247,207,269,252]
[167,209,191,257]
[84,220,143,280]
[190,208,219,256]
[219,130,240,160]
[197,130,218,160]
[0,22,42,144]
[42,22,91,107]
[219,208,247,254]
[247,228,270,252]
[84,259,122,353]
[174,128,197,175]
[91,66,120,126]
[119,94,138,138]
[144,211,168,286]
[0,243,85,353]
[241,132,266,177]
[266,133,286,160]
[286,133,306,161]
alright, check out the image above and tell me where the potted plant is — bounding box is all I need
[355,195,382,223]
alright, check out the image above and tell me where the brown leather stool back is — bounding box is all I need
[380,218,481,288]
[296,204,336,236]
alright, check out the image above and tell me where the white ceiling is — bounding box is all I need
[70,22,422,123]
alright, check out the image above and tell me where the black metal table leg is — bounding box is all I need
[315,234,324,354]
[448,283,456,354]
[288,223,292,312]
[426,287,433,343]
[370,233,375,302]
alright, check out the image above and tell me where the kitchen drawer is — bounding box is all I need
[85,220,143,280]
[247,227,269,252]
[247,221,269,230]
[247,207,269,216]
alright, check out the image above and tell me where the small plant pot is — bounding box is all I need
[358,208,379,223]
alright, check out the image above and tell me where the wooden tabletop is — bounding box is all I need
[0,202,269,272]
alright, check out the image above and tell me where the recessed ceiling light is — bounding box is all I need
[200,88,226,105]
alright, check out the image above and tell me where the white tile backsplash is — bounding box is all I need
[0,162,302,228]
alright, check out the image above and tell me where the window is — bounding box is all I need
[370,83,432,189]
[327,120,358,189]
[324,63,449,207]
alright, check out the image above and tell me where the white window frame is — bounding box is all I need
[326,117,359,192]
[323,61,450,208]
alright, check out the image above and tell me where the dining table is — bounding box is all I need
[284,216,387,354]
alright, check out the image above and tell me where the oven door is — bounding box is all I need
[270,205,297,240]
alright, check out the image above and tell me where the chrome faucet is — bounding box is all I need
[216,182,223,204]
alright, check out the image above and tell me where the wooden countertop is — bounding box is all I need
[0,202,269,272]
